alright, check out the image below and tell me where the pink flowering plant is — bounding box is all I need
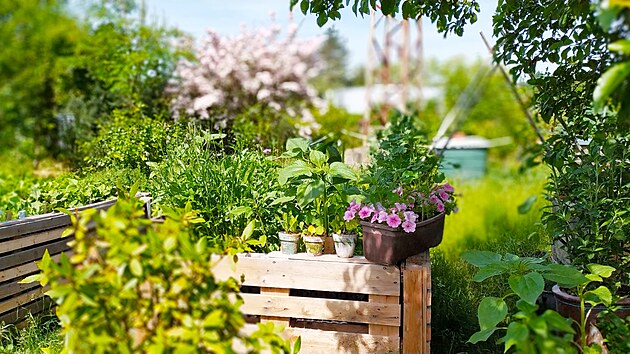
[343,114,458,233]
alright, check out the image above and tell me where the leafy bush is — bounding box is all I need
[25,192,293,353]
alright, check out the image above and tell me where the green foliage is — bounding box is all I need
[149,131,285,252]
[0,312,62,354]
[278,137,359,235]
[597,311,630,353]
[24,192,292,353]
[291,0,480,36]
[311,105,363,150]
[464,251,616,352]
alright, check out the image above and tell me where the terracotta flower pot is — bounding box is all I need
[552,285,630,326]
[360,212,445,265]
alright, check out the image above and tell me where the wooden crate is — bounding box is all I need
[0,195,151,324]
[215,251,432,353]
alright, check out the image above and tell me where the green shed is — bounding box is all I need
[434,136,491,179]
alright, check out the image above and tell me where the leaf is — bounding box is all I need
[286,137,309,152]
[269,196,294,207]
[227,206,251,218]
[241,220,255,240]
[129,259,143,277]
[300,0,309,14]
[584,286,613,306]
[587,264,615,278]
[542,263,588,288]
[292,336,301,354]
[299,179,325,206]
[19,274,42,284]
[504,322,529,352]
[593,61,630,112]
[509,272,544,305]
[309,150,327,167]
[478,297,508,330]
[541,310,575,333]
[329,162,356,181]
[608,39,630,54]
[473,263,507,282]
[462,251,502,267]
[278,160,312,184]
[468,328,497,344]
[517,195,537,214]
[317,13,328,27]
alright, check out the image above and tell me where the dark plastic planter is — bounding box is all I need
[360,212,445,265]
[552,285,630,326]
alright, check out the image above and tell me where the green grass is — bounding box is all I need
[430,166,551,354]
[0,312,62,354]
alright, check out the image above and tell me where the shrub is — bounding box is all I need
[25,192,293,353]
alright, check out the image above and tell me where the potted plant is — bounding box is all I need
[277,210,301,255]
[278,138,359,254]
[349,114,458,265]
[302,224,326,256]
[330,201,359,258]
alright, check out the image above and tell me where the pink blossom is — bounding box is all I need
[344,210,356,221]
[443,183,454,192]
[349,199,361,212]
[402,220,416,233]
[436,202,445,213]
[439,191,450,201]
[394,203,407,212]
[377,211,388,223]
[375,203,385,211]
[403,211,418,223]
[358,206,373,219]
[386,213,402,228]
[370,213,379,223]
[429,195,439,204]
[393,186,403,197]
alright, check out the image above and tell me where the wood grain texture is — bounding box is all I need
[213,254,401,296]
[241,293,400,326]
[0,238,71,271]
[368,295,400,336]
[0,252,71,283]
[259,288,290,326]
[0,228,65,254]
[402,251,431,354]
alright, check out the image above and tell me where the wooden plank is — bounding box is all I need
[214,254,400,296]
[0,199,115,240]
[0,286,48,314]
[290,319,368,334]
[259,288,290,326]
[267,251,376,264]
[0,252,71,283]
[403,251,431,354]
[0,296,55,325]
[239,324,400,353]
[0,278,40,300]
[368,295,400,336]
[0,227,65,255]
[240,293,400,326]
[0,238,71,271]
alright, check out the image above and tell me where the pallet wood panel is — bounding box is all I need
[402,252,432,354]
[259,288,290,326]
[240,293,400,326]
[214,252,401,296]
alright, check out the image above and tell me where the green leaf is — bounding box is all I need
[468,328,497,344]
[508,272,544,305]
[541,310,575,333]
[517,195,537,214]
[473,263,507,282]
[462,251,502,267]
[478,297,508,330]
[316,14,328,27]
[129,259,143,277]
[278,160,312,184]
[300,0,309,15]
[584,286,613,306]
[587,264,615,278]
[269,196,294,207]
[542,263,588,288]
[329,162,356,181]
[504,322,528,352]
[608,39,630,54]
[241,220,255,240]
[593,61,630,112]
[292,336,301,354]
[227,206,251,218]
[309,150,327,167]
[286,137,309,152]
[299,179,325,206]
[19,274,42,284]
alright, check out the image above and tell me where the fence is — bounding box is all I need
[215,251,432,353]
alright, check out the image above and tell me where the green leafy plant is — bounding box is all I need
[22,190,294,353]
[463,250,617,352]
[278,137,359,236]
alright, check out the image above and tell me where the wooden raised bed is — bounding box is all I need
[215,251,432,353]
[0,195,151,324]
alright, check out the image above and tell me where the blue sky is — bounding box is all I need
[143,0,498,69]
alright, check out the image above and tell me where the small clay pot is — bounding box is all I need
[278,232,300,255]
[303,235,325,256]
[333,233,357,258]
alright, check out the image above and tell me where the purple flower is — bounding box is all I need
[386,213,402,228]
[393,186,403,197]
[394,202,407,212]
[453,207,459,213]
[429,195,439,204]
[263,148,272,154]
[402,220,416,233]
[443,183,454,192]
[436,202,445,213]
[370,213,379,223]
[403,211,418,223]
[349,199,361,212]
[344,210,356,221]
[377,211,388,223]
[439,190,450,201]
[375,202,385,211]
[358,206,373,219]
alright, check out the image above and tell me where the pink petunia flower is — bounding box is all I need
[375,203,385,211]
[436,202,445,213]
[429,195,439,204]
[377,211,388,223]
[344,210,356,221]
[402,220,416,233]
[403,211,418,223]
[394,202,407,212]
[386,213,402,228]
[443,183,454,192]
[370,213,379,223]
[439,190,450,201]
[358,206,373,219]
[349,199,361,212]
[393,186,403,197]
